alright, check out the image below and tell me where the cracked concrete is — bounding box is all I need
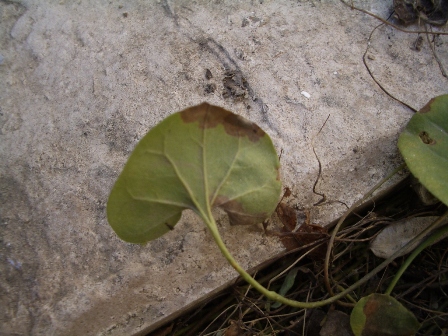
[0,0,447,335]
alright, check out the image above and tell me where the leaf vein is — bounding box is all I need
[210,137,241,205]
[128,193,190,208]
[217,182,276,204]
[163,135,203,213]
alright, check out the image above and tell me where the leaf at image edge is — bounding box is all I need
[350,293,420,336]
[398,94,448,206]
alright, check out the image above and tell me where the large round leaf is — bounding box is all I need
[107,103,282,243]
[398,94,448,206]
[350,294,420,336]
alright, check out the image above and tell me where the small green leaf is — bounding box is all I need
[271,267,299,309]
[107,103,282,243]
[350,294,420,336]
[398,94,448,206]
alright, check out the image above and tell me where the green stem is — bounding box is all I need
[204,211,428,308]
[385,211,448,295]
[203,187,448,308]
[205,216,337,308]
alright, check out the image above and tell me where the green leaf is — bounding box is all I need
[271,267,299,309]
[350,294,420,336]
[398,94,448,206]
[107,103,282,243]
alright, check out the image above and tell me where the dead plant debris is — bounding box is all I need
[394,0,448,26]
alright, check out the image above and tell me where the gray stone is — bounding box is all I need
[1,0,446,335]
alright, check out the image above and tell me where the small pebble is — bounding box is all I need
[301,91,310,99]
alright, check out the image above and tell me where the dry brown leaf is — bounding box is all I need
[275,203,328,259]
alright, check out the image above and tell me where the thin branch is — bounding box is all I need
[362,22,418,112]
[425,24,448,78]
[311,115,330,206]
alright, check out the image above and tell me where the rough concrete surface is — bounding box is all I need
[0,0,446,335]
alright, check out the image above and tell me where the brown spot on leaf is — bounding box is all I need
[363,297,380,316]
[419,131,436,145]
[420,98,435,114]
[214,195,268,225]
[180,103,265,142]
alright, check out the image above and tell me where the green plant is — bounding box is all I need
[107,99,448,334]
[398,94,448,206]
[107,103,379,308]
[349,94,448,335]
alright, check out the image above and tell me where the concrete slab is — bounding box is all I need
[1,0,446,335]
